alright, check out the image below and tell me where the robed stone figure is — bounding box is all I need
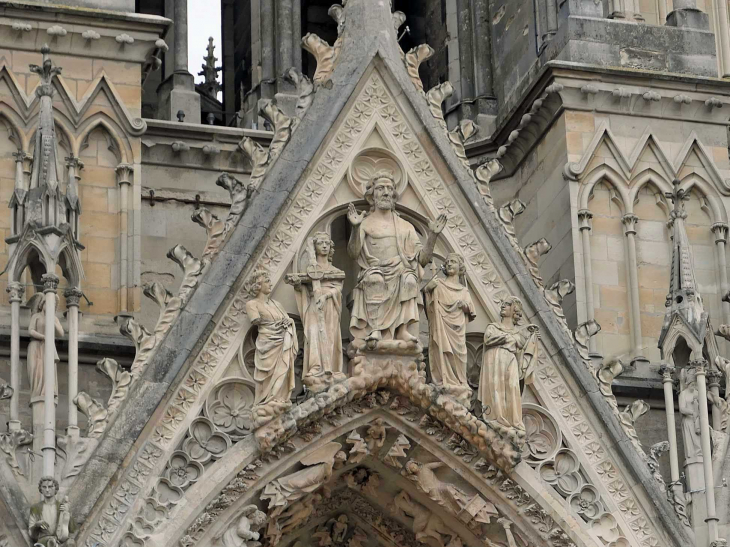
[29,477,75,546]
[286,232,345,392]
[424,253,475,402]
[478,296,539,437]
[347,173,446,345]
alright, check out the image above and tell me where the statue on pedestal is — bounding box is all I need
[27,295,64,403]
[424,253,475,402]
[347,173,446,350]
[285,232,345,392]
[679,367,702,460]
[478,296,539,439]
[245,271,298,426]
[28,477,76,546]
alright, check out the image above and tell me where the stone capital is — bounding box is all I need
[707,369,723,388]
[689,358,708,375]
[64,287,83,307]
[497,517,513,531]
[12,150,29,163]
[6,282,24,302]
[621,213,638,235]
[659,364,675,382]
[41,273,59,293]
[577,209,593,230]
[712,222,729,244]
[116,163,133,186]
[65,156,84,171]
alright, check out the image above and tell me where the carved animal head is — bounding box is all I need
[74,391,107,422]
[191,207,220,230]
[118,316,152,347]
[259,100,290,133]
[96,357,123,383]
[525,238,552,266]
[574,319,601,348]
[216,172,247,197]
[167,244,197,272]
[620,400,650,425]
[546,279,576,305]
[498,199,526,225]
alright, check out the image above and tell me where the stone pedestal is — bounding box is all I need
[157,73,201,124]
[666,1,709,30]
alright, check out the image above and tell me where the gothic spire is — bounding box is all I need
[25,44,64,228]
[658,178,713,359]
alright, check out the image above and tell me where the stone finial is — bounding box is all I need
[198,37,221,99]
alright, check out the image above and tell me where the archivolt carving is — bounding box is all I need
[192,206,226,260]
[204,379,256,441]
[524,238,552,289]
[426,81,453,131]
[447,119,479,169]
[574,320,601,361]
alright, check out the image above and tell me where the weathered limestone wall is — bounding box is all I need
[491,115,578,327]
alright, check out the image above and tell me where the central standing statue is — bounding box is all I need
[347,173,446,347]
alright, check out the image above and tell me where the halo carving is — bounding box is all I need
[347,147,406,198]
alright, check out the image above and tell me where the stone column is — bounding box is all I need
[695,360,719,543]
[712,223,730,324]
[158,0,201,123]
[716,0,730,77]
[6,282,23,432]
[116,164,132,313]
[261,0,275,101]
[472,0,494,105]
[455,0,476,119]
[64,288,82,438]
[578,210,598,355]
[498,518,518,547]
[667,0,709,28]
[277,0,294,77]
[660,365,683,513]
[41,273,59,478]
[622,213,645,363]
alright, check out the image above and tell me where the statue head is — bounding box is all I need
[680,366,698,391]
[500,296,524,325]
[443,253,466,277]
[365,173,398,212]
[38,476,59,500]
[311,232,335,263]
[246,270,272,297]
[404,460,422,476]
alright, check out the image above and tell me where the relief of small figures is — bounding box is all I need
[424,253,475,404]
[478,296,539,442]
[246,271,298,427]
[285,232,346,393]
